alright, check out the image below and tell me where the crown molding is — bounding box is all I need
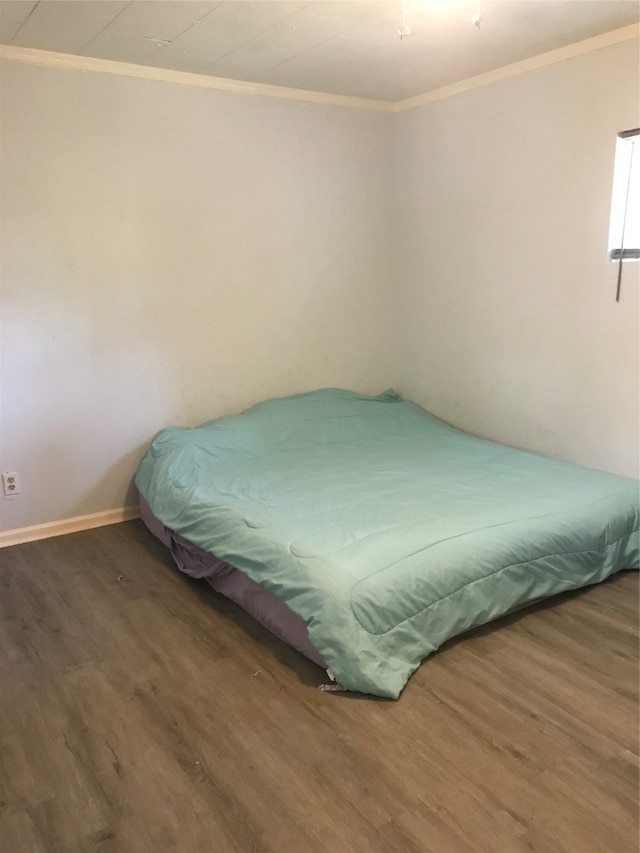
[0,44,394,113]
[393,23,640,112]
[1,23,638,114]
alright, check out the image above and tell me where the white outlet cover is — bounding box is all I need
[2,472,20,496]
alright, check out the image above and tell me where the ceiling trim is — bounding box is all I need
[0,44,394,113]
[393,23,640,113]
[1,23,638,114]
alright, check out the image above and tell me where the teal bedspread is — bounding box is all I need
[135,389,639,698]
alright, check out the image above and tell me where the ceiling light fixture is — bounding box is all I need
[398,1,484,42]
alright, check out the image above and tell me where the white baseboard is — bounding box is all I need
[0,506,140,548]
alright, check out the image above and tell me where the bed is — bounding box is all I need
[135,388,639,698]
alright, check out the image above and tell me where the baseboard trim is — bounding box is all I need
[0,506,140,548]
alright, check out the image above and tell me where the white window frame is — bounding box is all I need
[608,128,640,262]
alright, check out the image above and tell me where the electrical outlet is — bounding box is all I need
[2,472,20,496]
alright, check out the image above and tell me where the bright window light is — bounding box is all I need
[608,129,639,262]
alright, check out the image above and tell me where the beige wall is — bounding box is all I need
[0,63,394,529]
[393,38,639,479]
[1,38,638,533]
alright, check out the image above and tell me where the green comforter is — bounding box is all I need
[135,389,639,698]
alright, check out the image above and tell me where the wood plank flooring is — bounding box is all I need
[0,521,638,853]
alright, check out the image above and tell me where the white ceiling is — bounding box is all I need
[1,0,638,102]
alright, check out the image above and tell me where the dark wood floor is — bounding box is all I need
[0,521,638,853]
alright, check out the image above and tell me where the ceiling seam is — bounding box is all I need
[9,0,39,44]
[156,0,226,56]
[191,5,340,74]
[77,1,135,55]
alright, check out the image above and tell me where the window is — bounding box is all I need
[608,128,639,262]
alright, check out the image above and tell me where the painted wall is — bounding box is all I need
[393,39,640,479]
[2,38,638,533]
[0,63,394,529]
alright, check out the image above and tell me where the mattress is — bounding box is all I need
[139,496,327,669]
[135,388,639,698]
